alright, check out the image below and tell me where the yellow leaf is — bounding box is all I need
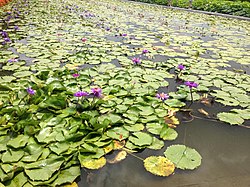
[81,157,106,170]
[144,156,175,177]
[63,182,78,187]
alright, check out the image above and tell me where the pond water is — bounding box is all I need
[78,103,250,187]
[0,0,250,186]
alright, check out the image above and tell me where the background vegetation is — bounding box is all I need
[131,0,250,17]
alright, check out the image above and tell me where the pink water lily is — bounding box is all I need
[156,93,169,101]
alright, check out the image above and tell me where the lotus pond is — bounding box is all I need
[0,0,250,186]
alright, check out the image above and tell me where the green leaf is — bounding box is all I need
[217,112,244,125]
[50,142,70,155]
[13,71,33,78]
[24,158,64,181]
[7,135,29,148]
[230,109,250,120]
[164,145,202,170]
[106,127,129,140]
[165,99,186,108]
[128,132,153,147]
[35,127,57,143]
[146,123,163,135]
[123,123,144,132]
[51,166,80,186]
[47,80,66,94]
[144,156,175,177]
[5,172,27,187]
[148,137,164,150]
[2,149,24,163]
[160,126,178,141]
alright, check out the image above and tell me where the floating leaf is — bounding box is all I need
[144,156,175,177]
[217,112,244,125]
[80,157,106,170]
[160,126,178,140]
[52,166,80,186]
[24,157,64,181]
[164,145,202,170]
[148,137,164,150]
[2,150,24,163]
[128,132,153,147]
[106,127,129,140]
[4,172,27,187]
[7,135,29,149]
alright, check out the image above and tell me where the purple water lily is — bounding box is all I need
[8,58,18,63]
[14,26,19,30]
[74,91,89,97]
[4,37,11,43]
[27,88,35,95]
[177,64,185,71]
[91,87,102,98]
[132,57,141,65]
[184,81,198,102]
[121,33,127,37]
[184,81,198,89]
[156,93,169,101]
[1,31,8,38]
[142,49,149,54]
[72,73,80,78]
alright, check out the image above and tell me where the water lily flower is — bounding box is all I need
[177,64,185,71]
[14,26,19,30]
[27,88,35,95]
[4,37,11,43]
[81,38,87,42]
[72,73,80,78]
[74,91,89,97]
[1,31,8,38]
[156,92,169,101]
[184,81,198,89]
[121,33,127,37]
[142,49,149,54]
[8,58,18,63]
[91,87,102,98]
[132,57,141,65]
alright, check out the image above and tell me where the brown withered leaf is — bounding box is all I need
[198,108,209,117]
[164,116,180,126]
[113,140,125,150]
[107,151,127,164]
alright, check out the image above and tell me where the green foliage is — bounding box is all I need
[131,0,250,17]
[164,145,202,170]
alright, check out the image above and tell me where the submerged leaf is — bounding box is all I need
[107,151,127,164]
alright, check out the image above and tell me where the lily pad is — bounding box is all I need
[143,156,175,177]
[217,112,244,125]
[164,145,202,170]
[80,157,106,170]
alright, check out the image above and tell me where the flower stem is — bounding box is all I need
[190,88,193,102]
